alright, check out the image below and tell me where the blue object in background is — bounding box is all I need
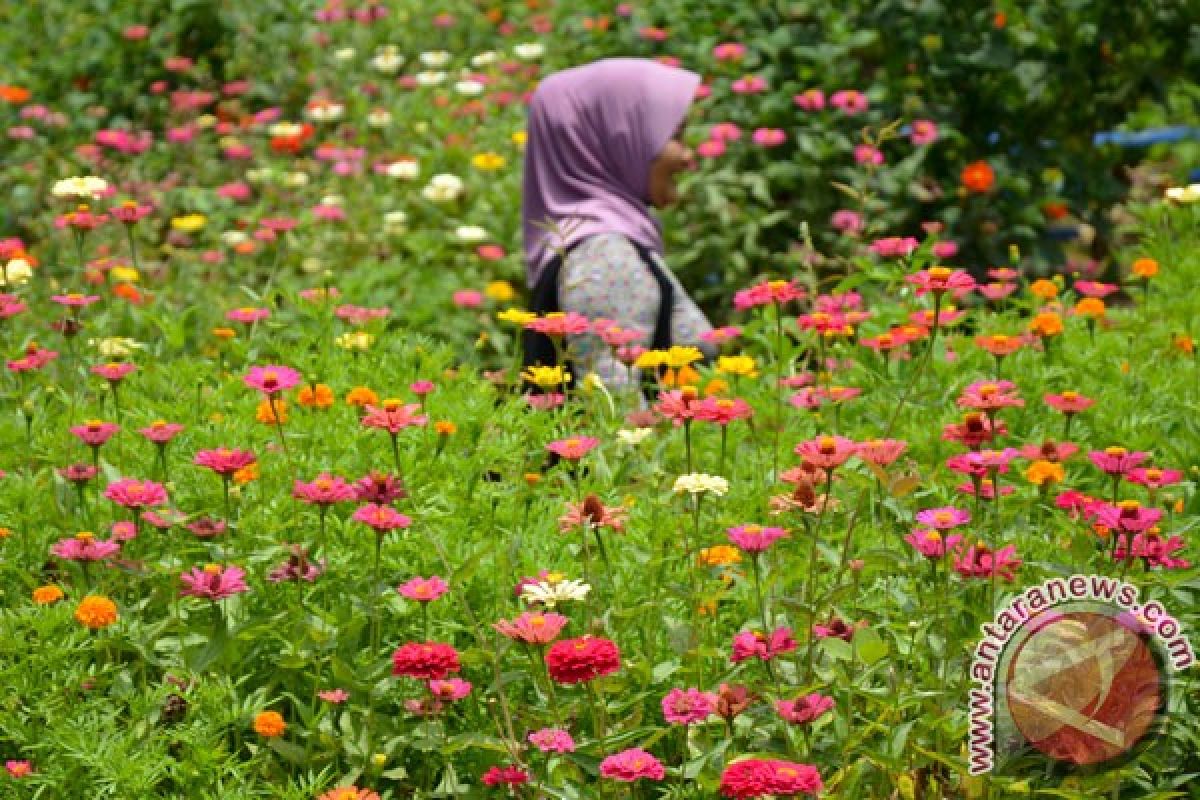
[1092,126,1199,147]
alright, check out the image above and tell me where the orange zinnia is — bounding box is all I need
[345,386,379,407]
[1029,311,1064,338]
[1029,279,1058,300]
[1131,257,1158,279]
[253,711,286,738]
[1074,297,1106,318]
[297,384,334,409]
[74,595,118,629]
[961,160,995,193]
[0,85,31,104]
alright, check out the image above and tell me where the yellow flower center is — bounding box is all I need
[1105,446,1127,457]
[818,436,837,454]
[75,531,95,543]
[1061,391,1078,401]
[934,511,954,525]
[203,563,222,575]
[929,267,952,280]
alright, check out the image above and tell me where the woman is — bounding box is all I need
[521,58,716,389]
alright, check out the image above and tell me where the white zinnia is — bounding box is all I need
[282,171,310,188]
[415,70,447,86]
[221,231,249,247]
[617,428,653,446]
[454,225,489,243]
[333,47,356,63]
[267,122,304,138]
[420,50,451,67]
[370,46,405,74]
[306,102,344,122]
[455,80,484,96]
[471,51,499,67]
[422,174,464,203]
[52,176,108,200]
[514,42,545,61]
[385,160,419,180]
[520,579,591,608]
[2,258,32,287]
[672,473,729,496]
[91,337,143,358]
[367,108,393,128]
[382,211,408,234]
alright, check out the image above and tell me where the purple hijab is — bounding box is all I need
[522,58,701,287]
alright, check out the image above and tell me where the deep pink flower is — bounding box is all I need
[528,727,576,753]
[104,478,168,508]
[91,362,136,383]
[5,760,32,779]
[942,413,1007,449]
[266,544,324,582]
[293,473,356,505]
[494,611,569,645]
[226,307,270,323]
[353,471,407,503]
[1127,467,1183,490]
[812,616,862,641]
[428,678,472,702]
[910,119,939,146]
[1092,501,1163,534]
[70,420,119,447]
[932,241,958,259]
[59,463,98,484]
[399,576,449,602]
[710,123,742,142]
[194,448,256,475]
[830,89,868,114]
[731,75,767,94]
[905,528,963,559]
[244,365,301,395]
[662,688,717,725]
[733,279,806,310]
[753,128,787,147]
[318,688,349,704]
[1019,440,1079,463]
[776,693,834,725]
[453,290,483,308]
[794,88,825,111]
[794,435,857,469]
[334,304,390,324]
[180,564,249,600]
[524,312,590,337]
[600,749,665,783]
[1088,447,1148,477]
[1114,532,1189,570]
[51,532,120,562]
[915,506,970,529]
[546,436,599,460]
[830,209,863,234]
[1074,280,1119,298]
[701,326,743,345]
[352,503,412,533]
[954,542,1022,581]
[727,524,788,553]
[546,636,620,684]
[719,758,822,797]
[854,144,883,165]
[481,765,530,787]
[392,641,461,680]
[697,139,726,158]
[559,496,627,532]
[713,42,747,61]
[979,282,1018,301]
[731,627,796,662]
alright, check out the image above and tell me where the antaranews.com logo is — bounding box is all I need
[967,574,1194,775]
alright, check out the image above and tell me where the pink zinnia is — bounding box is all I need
[51,293,101,308]
[528,727,576,753]
[830,209,863,235]
[226,307,270,323]
[693,396,754,426]
[731,627,796,662]
[830,89,868,114]
[906,267,976,297]
[979,282,1019,301]
[180,564,249,600]
[139,420,184,444]
[494,611,569,645]
[1127,466,1183,490]
[701,326,743,345]
[524,312,590,337]
[794,434,857,469]
[905,528,963,559]
[868,236,920,258]
[1092,501,1163,534]
[713,42,746,61]
[91,362,136,383]
[194,448,256,475]
[398,576,449,602]
[910,119,939,146]
[1074,280,1119,298]
[353,471,407,504]
[428,678,473,702]
[51,532,120,562]
[293,473,356,505]
[1088,447,1148,477]
[1045,391,1095,414]
[655,389,702,426]
[794,88,825,111]
[104,478,168,509]
[481,765,530,787]
[546,436,599,460]
[955,542,1021,581]
[710,123,742,142]
[915,506,970,529]
[244,365,301,395]
[731,75,767,94]
[776,693,834,725]
[856,438,907,466]
[318,689,350,704]
[733,279,806,310]
[600,749,665,783]
[392,641,461,680]
[727,524,788,553]
[1114,532,1189,570]
[662,688,718,725]
[753,128,786,147]
[559,496,627,532]
[854,144,883,165]
[452,290,483,308]
[352,503,412,533]
[362,402,428,433]
[70,420,119,447]
[719,759,822,797]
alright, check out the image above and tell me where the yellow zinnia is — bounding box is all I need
[471,152,506,171]
[170,213,207,233]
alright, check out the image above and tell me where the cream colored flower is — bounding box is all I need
[267,122,305,138]
[2,258,33,287]
[306,101,344,122]
[283,171,310,188]
[514,43,545,60]
[221,231,249,247]
[520,578,590,608]
[367,108,393,128]
[416,71,447,86]
[385,160,419,180]
[617,428,653,446]
[52,176,108,200]
[91,337,144,358]
[420,50,451,67]
[422,174,464,203]
[333,47,356,62]
[455,80,485,96]
[454,225,489,243]
[370,46,405,74]
[471,51,499,67]
[382,211,408,234]
[672,473,729,496]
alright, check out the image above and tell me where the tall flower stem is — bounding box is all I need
[369,533,384,653]
[771,304,786,478]
[268,394,293,472]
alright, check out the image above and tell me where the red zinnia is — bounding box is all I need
[391,641,461,680]
[545,636,620,685]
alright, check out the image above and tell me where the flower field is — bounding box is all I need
[2,2,1199,799]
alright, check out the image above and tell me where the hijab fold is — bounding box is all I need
[522,58,701,287]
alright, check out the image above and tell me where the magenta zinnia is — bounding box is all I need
[180,564,249,600]
[352,503,411,533]
[243,365,301,395]
[104,478,168,509]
